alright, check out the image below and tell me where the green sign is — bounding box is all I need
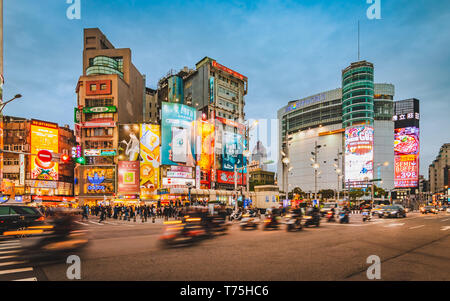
[83,106,117,113]
[101,150,116,156]
[74,108,80,123]
[157,188,169,195]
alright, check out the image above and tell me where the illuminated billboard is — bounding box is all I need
[30,120,59,180]
[214,117,246,172]
[394,127,419,187]
[197,120,214,171]
[83,167,115,195]
[118,161,140,194]
[118,124,140,161]
[140,124,160,199]
[161,102,196,166]
[344,126,374,184]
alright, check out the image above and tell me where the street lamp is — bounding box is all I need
[0,94,22,114]
[311,142,325,204]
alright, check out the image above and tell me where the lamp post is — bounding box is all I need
[333,150,343,201]
[310,141,325,204]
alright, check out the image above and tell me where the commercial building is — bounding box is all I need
[278,60,395,196]
[0,116,75,204]
[429,143,450,196]
[74,28,145,205]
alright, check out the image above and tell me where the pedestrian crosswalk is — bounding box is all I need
[74,217,162,227]
[0,239,40,281]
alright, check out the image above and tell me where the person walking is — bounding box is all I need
[81,205,89,221]
[99,206,106,223]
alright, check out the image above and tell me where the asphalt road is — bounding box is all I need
[2,212,449,281]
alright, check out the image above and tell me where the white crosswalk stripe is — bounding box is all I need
[0,261,25,267]
[0,240,41,281]
[0,267,33,276]
[409,225,424,229]
[384,223,405,227]
[75,221,89,225]
[0,245,21,250]
[13,277,37,281]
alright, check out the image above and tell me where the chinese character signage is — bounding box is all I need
[118,161,140,194]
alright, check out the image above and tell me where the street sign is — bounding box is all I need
[37,150,52,162]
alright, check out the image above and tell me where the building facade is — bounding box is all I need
[0,116,75,203]
[277,61,395,195]
[74,28,145,205]
[429,143,450,195]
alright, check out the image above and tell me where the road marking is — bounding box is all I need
[0,261,25,267]
[0,245,21,250]
[441,218,449,222]
[103,221,118,225]
[0,240,20,244]
[13,277,37,281]
[88,221,104,225]
[409,225,424,229]
[0,267,33,275]
[75,221,89,225]
[0,250,19,255]
[0,255,17,260]
[384,223,405,228]
[0,242,20,247]
[441,226,450,231]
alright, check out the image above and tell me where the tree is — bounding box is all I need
[289,186,305,199]
[349,188,364,200]
[318,189,335,200]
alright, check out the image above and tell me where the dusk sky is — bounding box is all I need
[3,0,450,177]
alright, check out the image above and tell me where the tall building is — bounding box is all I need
[429,143,450,195]
[0,116,75,204]
[251,141,268,171]
[74,28,145,205]
[143,87,159,124]
[277,61,395,195]
[393,98,420,195]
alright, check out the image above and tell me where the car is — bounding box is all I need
[0,205,45,234]
[371,205,385,218]
[420,206,438,214]
[382,205,407,218]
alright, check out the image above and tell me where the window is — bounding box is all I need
[90,84,97,91]
[100,84,107,90]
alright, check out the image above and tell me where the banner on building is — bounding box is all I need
[140,124,160,199]
[344,126,374,186]
[394,127,419,187]
[118,124,140,161]
[83,167,115,195]
[118,161,140,194]
[30,120,59,180]
[161,102,196,166]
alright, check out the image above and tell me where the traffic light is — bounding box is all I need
[61,154,71,163]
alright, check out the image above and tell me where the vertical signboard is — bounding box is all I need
[161,102,196,166]
[344,126,374,186]
[30,120,59,180]
[168,76,184,103]
[118,124,140,161]
[118,161,140,194]
[214,117,246,172]
[140,124,160,199]
[209,77,214,103]
[19,153,25,186]
[394,127,419,187]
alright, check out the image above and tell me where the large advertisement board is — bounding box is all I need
[197,120,214,172]
[140,124,160,199]
[344,126,374,185]
[168,76,184,103]
[118,124,140,161]
[30,120,59,180]
[394,127,419,187]
[161,102,196,166]
[83,167,115,195]
[214,117,246,172]
[118,161,140,194]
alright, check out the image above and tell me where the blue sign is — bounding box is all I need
[87,172,106,192]
[209,77,214,103]
[15,196,23,203]
[0,196,8,203]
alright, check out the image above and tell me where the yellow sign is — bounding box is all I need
[140,124,160,199]
[30,121,59,180]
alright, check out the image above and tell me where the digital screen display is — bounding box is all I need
[344,126,374,184]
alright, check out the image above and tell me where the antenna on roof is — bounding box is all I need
[357,20,360,61]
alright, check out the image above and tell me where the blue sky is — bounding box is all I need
[3,0,450,177]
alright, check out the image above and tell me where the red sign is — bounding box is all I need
[118,161,140,194]
[37,150,52,162]
[217,170,246,185]
[211,61,247,81]
[394,155,419,187]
